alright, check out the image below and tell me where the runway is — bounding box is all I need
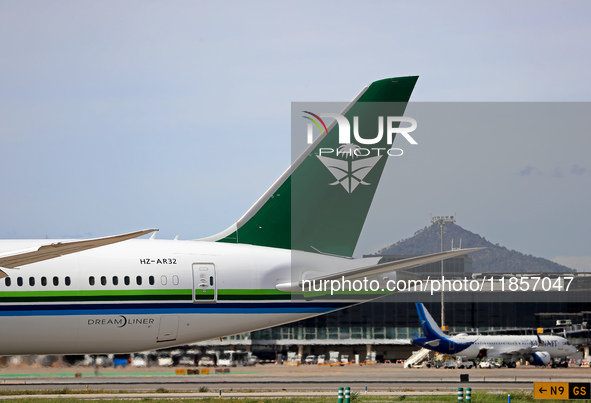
[0,363,586,398]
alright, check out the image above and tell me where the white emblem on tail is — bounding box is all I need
[316,144,382,193]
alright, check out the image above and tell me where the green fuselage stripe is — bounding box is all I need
[0,289,192,303]
[218,289,290,300]
[0,289,293,303]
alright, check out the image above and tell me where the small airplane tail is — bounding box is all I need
[415,302,447,340]
[202,76,418,257]
[412,303,473,355]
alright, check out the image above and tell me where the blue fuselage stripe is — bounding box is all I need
[0,302,350,316]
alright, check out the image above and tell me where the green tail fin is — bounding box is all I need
[204,76,418,257]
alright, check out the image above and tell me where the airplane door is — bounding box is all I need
[157,315,179,342]
[192,263,217,303]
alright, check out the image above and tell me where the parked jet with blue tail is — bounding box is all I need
[412,303,577,367]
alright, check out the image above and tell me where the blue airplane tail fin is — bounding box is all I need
[416,303,447,340]
[413,303,473,355]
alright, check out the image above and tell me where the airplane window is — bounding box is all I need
[209,276,213,286]
[17,277,23,286]
[161,275,167,285]
[4,277,10,287]
[65,276,71,286]
[101,276,106,286]
[113,276,118,286]
[124,276,130,286]
[149,276,155,286]
[29,277,35,286]
[136,276,142,286]
[172,275,179,285]
[89,276,95,286]
[41,277,47,286]
[53,276,59,286]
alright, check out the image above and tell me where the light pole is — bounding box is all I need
[430,214,456,332]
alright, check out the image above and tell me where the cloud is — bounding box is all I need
[571,164,587,175]
[518,165,541,176]
[552,166,563,178]
[552,256,591,272]
[519,164,587,178]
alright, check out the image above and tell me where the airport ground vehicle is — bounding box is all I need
[218,350,249,367]
[456,357,475,369]
[178,353,198,366]
[198,355,216,366]
[131,353,147,367]
[479,359,501,369]
[304,355,317,364]
[550,358,569,368]
[113,354,129,367]
[95,355,113,367]
[424,360,438,368]
[157,353,174,367]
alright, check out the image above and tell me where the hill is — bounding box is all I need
[375,223,573,273]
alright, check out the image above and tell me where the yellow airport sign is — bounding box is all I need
[534,382,591,400]
[534,382,569,399]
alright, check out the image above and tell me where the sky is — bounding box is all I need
[1,1,590,269]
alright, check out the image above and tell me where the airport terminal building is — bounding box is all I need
[198,254,591,361]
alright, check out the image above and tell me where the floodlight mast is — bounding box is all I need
[430,214,456,332]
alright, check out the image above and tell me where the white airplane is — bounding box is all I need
[411,303,578,367]
[0,76,478,355]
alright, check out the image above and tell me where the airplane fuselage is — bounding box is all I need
[0,239,357,355]
[448,334,576,360]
